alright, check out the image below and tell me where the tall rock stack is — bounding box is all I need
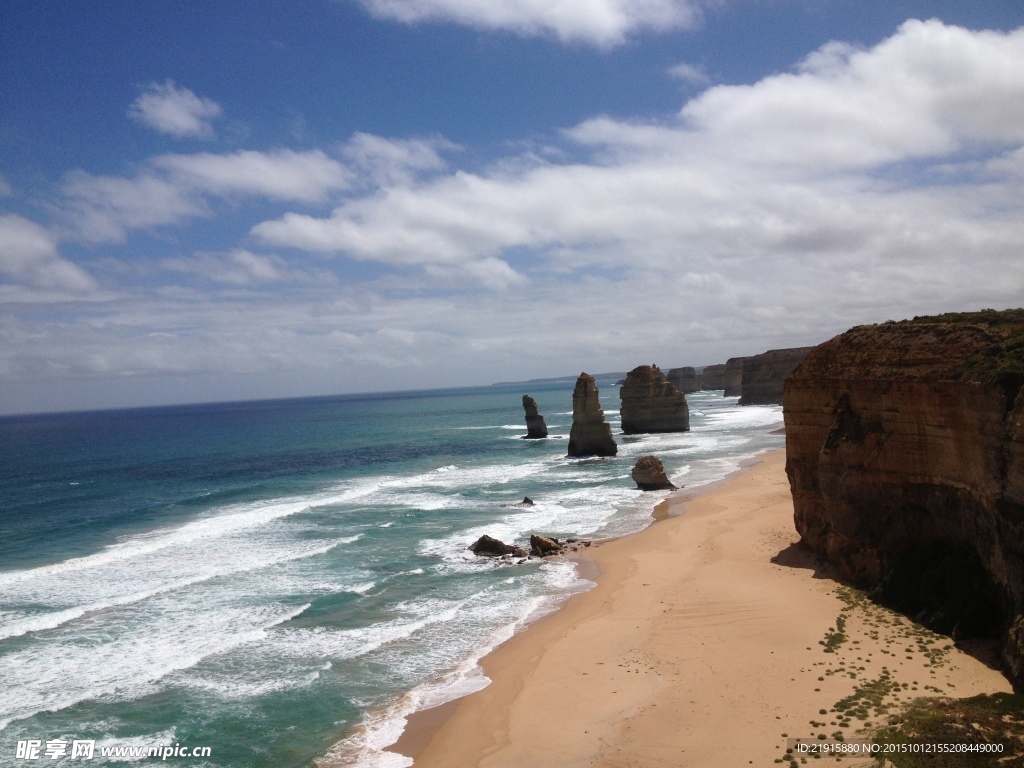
[738,347,813,405]
[666,366,700,394]
[521,395,548,439]
[620,365,690,434]
[784,309,1024,687]
[700,364,726,390]
[567,373,618,457]
[724,357,745,397]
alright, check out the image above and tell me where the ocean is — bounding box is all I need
[0,380,783,767]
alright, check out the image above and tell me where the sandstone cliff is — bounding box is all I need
[784,309,1024,687]
[700,364,726,391]
[620,365,690,434]
[739,347,813,405]
[568,373,618,457]
[521,395,548,439]
[724,357,745,397]
[667,366,700,394]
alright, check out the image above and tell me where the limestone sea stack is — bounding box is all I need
[700,363,726,391]
[631,456,677,491]
[784,309,1024,686]
[724,357,746,397]
[738,347,813,405]
[567,373,617,457]
[521,395,548,439]
[620,365,690,434]
[666,366,700,394]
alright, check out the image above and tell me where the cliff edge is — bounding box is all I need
[784,309,1024,687]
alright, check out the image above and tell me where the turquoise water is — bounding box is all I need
[0,381,783,767]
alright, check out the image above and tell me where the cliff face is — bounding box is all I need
[620,365,690,434]
[739,347,813,405]
[700,364,726,391]
[724,357,745,397]
[521,395,548,439]
[784,309,1024,687]
[568,373,618,457]
[666,366,700,394]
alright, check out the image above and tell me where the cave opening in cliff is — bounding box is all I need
[873,543,1005,642]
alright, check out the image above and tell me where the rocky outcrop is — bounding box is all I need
[521,395,548,439]
[667,366,700,394]
[700,364,726,391]
[632,456,677,491]
[739,347,813,405]
[568,373,618,457]
[620,366,690,434]
[784,309,1024,687]
[469,535,528,558]
[724,357,746,397]
[530,534,592,557]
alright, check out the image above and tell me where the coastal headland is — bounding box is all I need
[395,449,1011,767]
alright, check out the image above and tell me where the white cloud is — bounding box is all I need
[128,80,222,139]
[667,62,709,85]
[159,249,336,286]
[61,171,205,243]
[341,133,452,187]
[359,0,701,46]
[0,214,97,292]
[153,149,352,202]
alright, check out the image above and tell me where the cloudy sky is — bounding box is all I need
[2,1,1023,414]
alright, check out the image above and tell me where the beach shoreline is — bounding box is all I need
[380,447,1011,767]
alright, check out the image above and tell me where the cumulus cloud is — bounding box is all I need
[159,249,336,286]
[358,0,701,46]
[153,149,352,203]
[128,80,222,139]
[0,214,97,292]
[254,20,1024,289]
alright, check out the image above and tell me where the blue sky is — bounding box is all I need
[2,0,1024,414]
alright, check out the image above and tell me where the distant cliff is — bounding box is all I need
[700,364,726,391]
[724,357,745,397]
[620,365,689,434]
[666,366,700,394]
[568,373,618,457]
[784,309,1024,687]
[739,347,813,405]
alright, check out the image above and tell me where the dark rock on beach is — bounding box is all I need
[784,309,1024,687]
[620,365,689,434]
[521,395,548,439]
[530,534,562,557]
[631,455,677,491]
[567,373,617,457]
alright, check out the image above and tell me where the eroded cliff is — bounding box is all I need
[621,365,690,434]
[784,309,1024,687]
[740,347,813,405]
[568,373,618,457]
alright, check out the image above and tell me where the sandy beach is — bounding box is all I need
[397,448,1011,767]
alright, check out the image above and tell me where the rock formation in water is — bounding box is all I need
[567,373,618,457]
[700,364,726,391]
[784,309,1024,687]
[621,366,690,434]
[521,395,548,439]
[469,535,528,558]
[724,357,746,397]
[631,455,677,491]
[666,366,700,394]
[739,347,813,405]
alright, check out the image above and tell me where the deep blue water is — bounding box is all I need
[0,381,783,767]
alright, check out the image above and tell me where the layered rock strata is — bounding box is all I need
[567,373,618,457]
[631,456,677,491]
[724,357,746,397]
[521,395,548,439]
[667,366,700,394]
[621,366,690,434]
[784,309,1024,687]
[739,347,813,405]
[700,364,726,391]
